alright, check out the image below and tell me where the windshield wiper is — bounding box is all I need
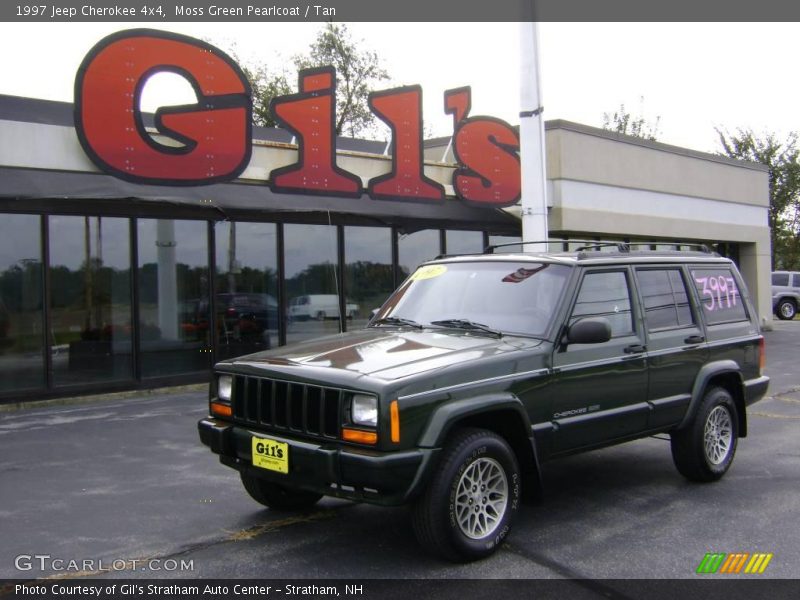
[429,319,504,338]
[370,316,424,329]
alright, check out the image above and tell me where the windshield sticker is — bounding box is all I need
[411,264,448,281]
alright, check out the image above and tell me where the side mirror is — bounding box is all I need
[566,317,612,345]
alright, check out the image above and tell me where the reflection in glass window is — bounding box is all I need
[637,269,694,331]
[138,219,210,377]
[344,227,393,329]
[570,271,634,337]
[50,216,133,385]
[284,224,340,345]
[0,214,43,392]
[445,230,484,255]
[215,221,278,359]
[398,229,440,280]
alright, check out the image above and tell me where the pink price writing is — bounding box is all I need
[695,275,738,312]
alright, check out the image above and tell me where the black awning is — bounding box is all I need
[0,166,520,234]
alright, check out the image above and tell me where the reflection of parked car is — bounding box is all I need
[772,271,800,320]
[180,294,278,347]
[217,293,279,335]
[288,294,358,321]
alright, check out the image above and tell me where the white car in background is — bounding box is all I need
[288,295,359,321]
[772,271,800,320]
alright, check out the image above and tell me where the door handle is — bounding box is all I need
[684,335,705,345]
[624,344,646,354]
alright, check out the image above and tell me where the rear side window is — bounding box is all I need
[636,268,694,330]
[793,274,800,288]
[772,273,789,286]
[691,268,748,324]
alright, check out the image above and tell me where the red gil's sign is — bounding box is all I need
[74,29,521,208]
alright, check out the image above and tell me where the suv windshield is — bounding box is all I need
[372,261,571,337]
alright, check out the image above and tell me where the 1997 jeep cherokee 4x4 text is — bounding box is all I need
[198,242,769,561]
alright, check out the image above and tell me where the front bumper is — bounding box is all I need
[198,418,438,506]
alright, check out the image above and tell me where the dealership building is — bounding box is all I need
[0,92,771,403]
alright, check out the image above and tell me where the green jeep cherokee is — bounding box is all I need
[198,243,769,561]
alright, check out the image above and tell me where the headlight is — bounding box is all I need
[351,394,378,427]
[217,375,233,402]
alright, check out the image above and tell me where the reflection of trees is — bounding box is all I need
[286,262,338,299]
[345,261,394,302]
[0,261,42,312]
[139,263,207,303]
[284,260,394,304]
[49,261,129,311]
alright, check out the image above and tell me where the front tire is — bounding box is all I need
[671,387,738,482]
[776,299,796,320]
[240,473,322,510]
[412,428,520,562]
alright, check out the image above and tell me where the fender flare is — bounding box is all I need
[677,360,745,431]
[418,394,543,501]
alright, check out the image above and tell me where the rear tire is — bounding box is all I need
[240,473,322,510]
[412,428,520,562]
[671,387,738,482]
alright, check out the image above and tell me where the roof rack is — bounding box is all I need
[484,239,716,256]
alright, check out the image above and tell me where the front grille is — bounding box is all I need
[231,375,344,440]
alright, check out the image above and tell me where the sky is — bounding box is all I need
[0,21,798,154]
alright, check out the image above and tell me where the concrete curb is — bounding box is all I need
[0,383,209,413]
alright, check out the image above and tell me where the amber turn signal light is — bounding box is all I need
[390,400,400,443]
[342,428,377,445]
[210,402,232,417]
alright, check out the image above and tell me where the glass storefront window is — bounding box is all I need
[446,230,484,255]
[398,229,441,280]
[215,221,279,359]
[284,224,340,345]
[49,216,133,386]
[344,226,393,329]
[0,214,43,392]
[137,219,210,377]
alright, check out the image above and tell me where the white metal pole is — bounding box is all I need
[519,21,549,245]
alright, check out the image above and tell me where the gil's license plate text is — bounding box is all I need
[251,436,289,474]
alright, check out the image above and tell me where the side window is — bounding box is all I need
[772,273,789,286]
[636,268,695,331]
[792,273,800,288]
[570,271,634,337]
[691,268,748,324]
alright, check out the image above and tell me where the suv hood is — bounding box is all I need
[226,327,543,381]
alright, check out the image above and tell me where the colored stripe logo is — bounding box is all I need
[696,552,773,574]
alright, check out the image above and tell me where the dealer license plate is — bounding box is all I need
[251,436,289,474]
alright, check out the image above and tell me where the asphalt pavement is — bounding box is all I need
[0,320,798,583]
